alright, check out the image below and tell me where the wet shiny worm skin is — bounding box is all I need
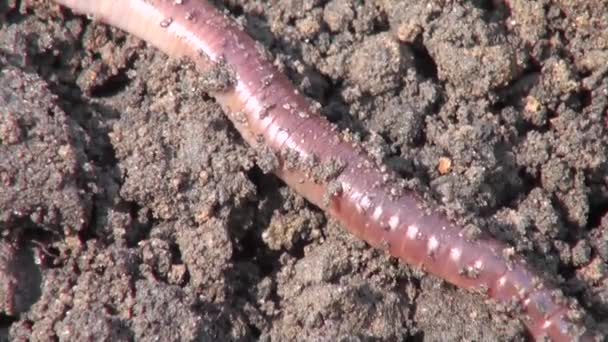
[52,0,598,340]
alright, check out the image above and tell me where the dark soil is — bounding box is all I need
[1,0,607,341]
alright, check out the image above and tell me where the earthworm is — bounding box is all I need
[51,0,599,340]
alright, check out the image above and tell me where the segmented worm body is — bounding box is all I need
[52,0,598,340]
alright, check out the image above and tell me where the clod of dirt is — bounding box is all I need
[347,32,414,96]
[9,243,138,340]
[0,66,92,234]
[176,218,233,300]
[361,77,439,148]
[518,188,564,239]
[414,277,525,341]
[54,302,133,341]
[292,240,352,284]
[270,276,410,341]
[426,11,522,96]
[273,281,410,340]
[139,237,173,280]
[109,56,257,222]
[385,1,523,97]
[265,229,415,340]
[323,0,355,32]
[0,242,40,317]
[262,208,323,250]
[131,281,249,341]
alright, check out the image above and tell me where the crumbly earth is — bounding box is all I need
[1,0,607,341]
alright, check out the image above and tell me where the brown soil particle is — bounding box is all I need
[1,0,608,340]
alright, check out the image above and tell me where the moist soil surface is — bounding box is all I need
[1,1,607,341]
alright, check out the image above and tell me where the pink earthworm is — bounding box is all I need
[51,0,599,340]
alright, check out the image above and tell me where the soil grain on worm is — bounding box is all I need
[1,1,607,341]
